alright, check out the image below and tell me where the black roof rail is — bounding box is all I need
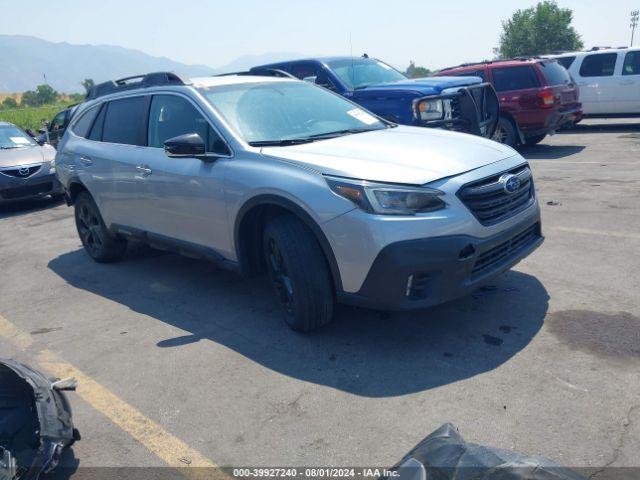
[87,72,188,100]
[214,68,297,80]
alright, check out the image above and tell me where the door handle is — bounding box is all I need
[136,165,152,176]
[79,156,93,166]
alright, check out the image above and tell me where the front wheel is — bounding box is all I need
[263,215,334,332]
[492,117,518,147]
[74,191,127,263]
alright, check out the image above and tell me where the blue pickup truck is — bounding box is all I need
[250,56,499,138]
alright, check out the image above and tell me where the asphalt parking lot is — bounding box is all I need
[1,119,639,475]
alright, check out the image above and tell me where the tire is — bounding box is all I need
[492,117,518,147]
[525,134,546,146]
[263,214,334,332]
[74,191,127,263]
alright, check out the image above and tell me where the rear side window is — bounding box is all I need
[491,66,539,92]
[147,94,229,155]
[556,57,576,69]
[623,51,640,75]
[102,96,148,146]
[539,61,572,85]
[453,69,485,80]
[71,105,100,138]
[579,53,617,77]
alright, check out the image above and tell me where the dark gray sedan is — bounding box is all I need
[0,122,63,203]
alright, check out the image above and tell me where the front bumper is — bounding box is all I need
[0,171,63,203]
[337,213,543,311]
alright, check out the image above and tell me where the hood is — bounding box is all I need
[354,76,482,97]
[0,145,54,168]
[261,126,517,185]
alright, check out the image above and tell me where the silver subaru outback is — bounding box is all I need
[55,72,543,331]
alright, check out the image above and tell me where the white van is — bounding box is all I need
[546,47,640,116]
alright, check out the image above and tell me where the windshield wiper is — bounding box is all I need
[306,128,377,140]
[0,146,21,149]
[248,138,317,147]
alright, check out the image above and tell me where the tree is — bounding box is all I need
[496,1,583,58]
[81,78,95,95]
[1,97,18,109]
[35,84,59,105]
[21,90,40,107]
[405,61,432,79]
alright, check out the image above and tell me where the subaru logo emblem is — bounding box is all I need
[18,167,30,177]
[499,173,521,194]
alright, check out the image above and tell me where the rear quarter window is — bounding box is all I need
[491,66,540,92]
[579,53,618,77]
[539,61,572,85]
[71,105,100,138]
[102,96,149,146]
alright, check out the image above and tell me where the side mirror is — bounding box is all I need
[164,133,216,161]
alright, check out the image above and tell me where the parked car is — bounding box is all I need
[544,47,640,116]
[37,104,79,148]
[56,72,543,332]
[249,56,499,139]
[0,121,63,203]
[437,58,582,147]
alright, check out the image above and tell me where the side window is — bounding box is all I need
[491,66,540,92]
[71,105,100,138]
[557,56,576,69]
[102,96,148,146]
[88,104,106,141]
[291,63,320,80]
[147,95,229,155]
[579,53,618,77]
[50,111,67,131]
[455,69,485,81]
[622,51,640,75]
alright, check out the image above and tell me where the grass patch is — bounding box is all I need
[0,103,73,131]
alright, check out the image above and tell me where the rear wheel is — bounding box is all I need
[525,134,546,146]
[492,117,518,147]
[74,191,127,263]
[263,215,334,332]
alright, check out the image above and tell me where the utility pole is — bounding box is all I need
[632,10,640,46]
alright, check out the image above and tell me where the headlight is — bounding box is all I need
[326,176,446,215]
[415,98,444,121]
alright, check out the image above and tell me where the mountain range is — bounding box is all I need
[0,35,306,93]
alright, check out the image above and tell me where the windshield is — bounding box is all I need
[0,125,37,149]
[326,58,407,89]
[540,61,572,85]
[199,81,387,145]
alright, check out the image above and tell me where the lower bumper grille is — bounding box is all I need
[472,223,540,278]
[1,182,53,200]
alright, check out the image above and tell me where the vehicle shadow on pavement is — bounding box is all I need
[519,144,585,160]
[559,121,640,134]
[48,249,548,398]
[0,196,64,220]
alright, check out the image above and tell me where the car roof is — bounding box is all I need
[440,59,546,72]
[545,46,640,57]
[0,121,16,127]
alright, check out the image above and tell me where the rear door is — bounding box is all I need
[573,52,619,114]
[489,65,542,131]
[617,50,640,113]
[97,95,150,229]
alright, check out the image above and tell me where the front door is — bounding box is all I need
[136,93,231,253]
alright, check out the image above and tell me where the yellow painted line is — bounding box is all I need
[547,226,640,241]
[0,314,225,480]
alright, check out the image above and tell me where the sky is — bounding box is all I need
[0,0,638,70]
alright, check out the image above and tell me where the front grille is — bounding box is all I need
[458,165,535,225]
[472,223,540,278]
[0,165,42,178]
[1,182,53,199]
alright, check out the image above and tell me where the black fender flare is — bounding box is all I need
[233,194,343,291]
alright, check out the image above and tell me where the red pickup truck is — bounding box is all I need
[437,58,582,147]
